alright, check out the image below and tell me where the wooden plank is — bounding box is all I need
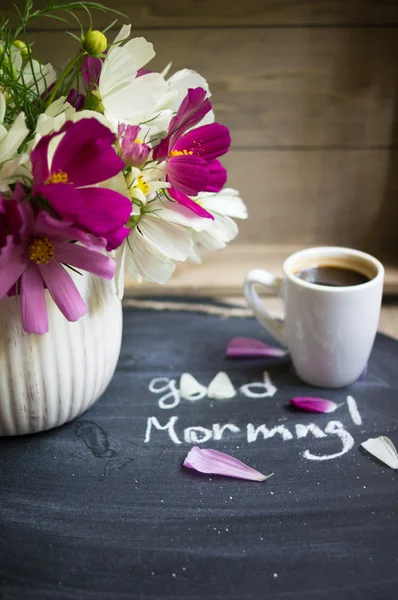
[4,0,398,28]
[123,243,398,297]
[27,28,398,148]
[379,303,398,339]
[223,149,398,250]
[122,295,398,339]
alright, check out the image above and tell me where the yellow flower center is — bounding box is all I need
[46,170,69,185]
[169,149,193,157]
[134,176,149,195]
[28,237,55,265]
[134,138,143,145]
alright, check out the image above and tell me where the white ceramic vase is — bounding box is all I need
[0,272,122,436]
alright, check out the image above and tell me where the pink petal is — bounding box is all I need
[76,187,132,233]
[34,211,107,250]
[175,123,231,162]
[38,260,87,322]
[54,242,116,280]
[290,397,342,414]
[0,240,27,298]
[183,446,273,482]
[203,159,227,193]
[36,183,87,217]
[102,225,130,251]
[20,266,48,334]
[52,118,123,187]
[168,188,214,219]
[169,88,212,145]
[167,154,209,196]
[82,55,103,88]
[226,337,288,358]
[31,133,54,183]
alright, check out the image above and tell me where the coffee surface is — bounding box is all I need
[294,265,370,287]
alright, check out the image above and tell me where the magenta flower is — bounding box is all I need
[0,193,23,250]
[117,124,150,167]
[0,197,115,335]
[31,118,132,251]
[66,88,85,110]
[82,55,103,89]
[153,88,231,219]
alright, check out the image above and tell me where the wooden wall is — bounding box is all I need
[2,1,398,258]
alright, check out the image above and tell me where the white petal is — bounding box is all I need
[207,372,236,400]
[123,37,155,70]
[189,243,203,264]
[196,214,238,250]
[361,436,398,469]
[138,215,193,261]
[103,69,166,124]
[100,46,137,98]
[199,189,248,219]
[180,373,207,402]
[0,112,29,163]
[0,93,6,124]
[167,68,210,111]
[21,60,56,95]
[11,46,23,72]
[126,228,175,284]
[149,198,210,231]
[114,241,127,300]
[111,24,132,47]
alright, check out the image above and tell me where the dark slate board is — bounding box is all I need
[0,301,397,600]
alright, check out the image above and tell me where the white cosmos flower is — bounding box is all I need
[115,197,209,293]
[97,26,167,128]
[191,188,248,260]
[20,59,56,96]
[33,97,76,140]
[127,164,168,204]
[0,102,30,192]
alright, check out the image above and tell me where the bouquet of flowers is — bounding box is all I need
[0,1,247,335]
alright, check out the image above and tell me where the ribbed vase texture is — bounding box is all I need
[0,273,122,436]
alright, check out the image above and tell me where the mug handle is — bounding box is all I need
[243,268,287,347]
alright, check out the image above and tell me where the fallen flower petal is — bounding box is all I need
[226,336,288,358]
[183,446,274,482]
[290,397,342,413]
[207,371,236,399]
[361,436,398,470]
[180,373,207,402]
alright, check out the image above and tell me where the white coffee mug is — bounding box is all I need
[244,247,384,388]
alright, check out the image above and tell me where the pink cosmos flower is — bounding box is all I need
[31,118,132,251]
[0,195,115,335]
[41,84,85,110]
[82,55,103,89]
[153,88,231,218]
[117,124,151,167]
[0,194,23,250]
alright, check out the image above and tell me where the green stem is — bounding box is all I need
[46,52,84,107]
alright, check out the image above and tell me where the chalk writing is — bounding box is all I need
[247,424,293,442]
[145,375,363,462]
[303,421,355,461]
[347,395,363,425]
[149,378,180,410]
[239,371,277,398]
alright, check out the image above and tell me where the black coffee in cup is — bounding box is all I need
[294,265,370,287]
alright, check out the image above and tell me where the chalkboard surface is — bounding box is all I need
[0,301,397,600]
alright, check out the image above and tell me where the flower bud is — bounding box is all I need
[12,40,29,59]
[83,30,107,56]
